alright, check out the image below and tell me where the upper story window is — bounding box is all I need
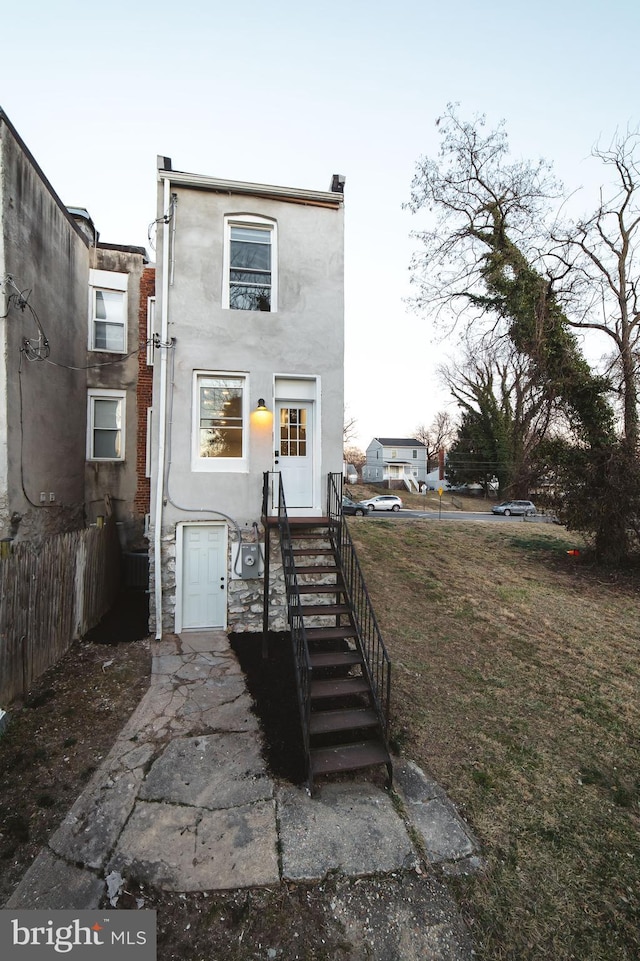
[193,372,248,471]
[413,449,418,459]
[223,216,277,312]
[146,296,156,366]
[87,389,126,461]
[89,269,128,352]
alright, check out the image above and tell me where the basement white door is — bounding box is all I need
[182,524,227,629]
[275,402,314,508]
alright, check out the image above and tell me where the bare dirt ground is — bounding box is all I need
[0,589,152,906]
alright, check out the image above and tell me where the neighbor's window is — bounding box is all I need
[89,269,128,352]
[194,373,247,469]
[146,296,156,366]
[87,390,126,461]
[223,216,277,312]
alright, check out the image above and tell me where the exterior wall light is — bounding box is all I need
[256,398,268,411]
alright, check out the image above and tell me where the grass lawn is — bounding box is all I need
[350,517,640,961]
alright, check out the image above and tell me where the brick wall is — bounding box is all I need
[134,266,155,516]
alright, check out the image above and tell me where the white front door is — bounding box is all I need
[276,402,314,508]
[182,524,227,629]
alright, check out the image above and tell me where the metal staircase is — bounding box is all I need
[263,472,392,794]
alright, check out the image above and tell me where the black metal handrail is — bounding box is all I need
[327,472,392,738]
[273,473,312,784]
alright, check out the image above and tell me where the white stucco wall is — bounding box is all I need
[150,170,345,633]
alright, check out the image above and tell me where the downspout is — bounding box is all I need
[153,175,172,639]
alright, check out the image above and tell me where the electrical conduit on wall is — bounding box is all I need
[153,175,172,639]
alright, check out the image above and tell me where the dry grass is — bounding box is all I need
[344,482,496,513]
[350,517,640,961]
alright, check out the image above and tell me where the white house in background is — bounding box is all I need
[362,437,427,491]
[149,160,345,637]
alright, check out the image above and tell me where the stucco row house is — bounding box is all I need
[0,108,153,550]
[0,105,346,633]
[148,159,345,636]
[1,111,392,787]
[146,162,392,789]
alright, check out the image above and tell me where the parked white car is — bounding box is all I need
[358,494,403,512]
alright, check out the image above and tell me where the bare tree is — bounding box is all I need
[343,412,358,444]
[406,106,640,563]
[550,131,640,452]
[414,411,456,469]
[440,341,559,496]
[343,445,366,472]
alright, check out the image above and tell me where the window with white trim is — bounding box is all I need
[193,373,248,470]
[89,269,128,352]
[223,216,277,312]
[146,297,156,366]
[145,407,153,477]
[87,390,126,461]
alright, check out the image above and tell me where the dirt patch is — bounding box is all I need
[0,589,151,906]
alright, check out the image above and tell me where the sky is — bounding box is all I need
[2,0,640,449]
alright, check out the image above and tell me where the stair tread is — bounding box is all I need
[296,565,339,575]
[311,676,370,698]
[293,548,334,556]
[306,626,357,641]
[309,650,362,668]
[310,708,379,735]
[302,603,351,616]
[297,584,345,594]
[310,739,390,776]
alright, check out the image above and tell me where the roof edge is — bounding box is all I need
[157,168,344,208]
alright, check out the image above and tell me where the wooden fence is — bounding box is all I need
[0,519,122,705]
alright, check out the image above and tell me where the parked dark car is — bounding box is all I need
[342,496,371,516]
[491,500,536,516]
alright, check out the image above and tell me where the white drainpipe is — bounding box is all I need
[153,175,172,639]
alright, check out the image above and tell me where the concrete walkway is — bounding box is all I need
[6,632,480,958]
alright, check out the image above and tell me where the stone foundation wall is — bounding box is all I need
[148,524,289,636]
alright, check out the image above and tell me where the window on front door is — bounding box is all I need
[279,407,307,456]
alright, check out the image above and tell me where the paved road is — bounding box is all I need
[366,509,558,524]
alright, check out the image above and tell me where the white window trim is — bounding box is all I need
[145,407,153,478]
[222,214,278,312]
[192,370,249,472]
[87,389,126,462]
[146,296,156,366]
[88,268,128,353]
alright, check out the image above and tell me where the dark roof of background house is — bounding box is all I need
[374,437,425,447]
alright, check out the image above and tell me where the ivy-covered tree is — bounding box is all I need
[408,106,640,563]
